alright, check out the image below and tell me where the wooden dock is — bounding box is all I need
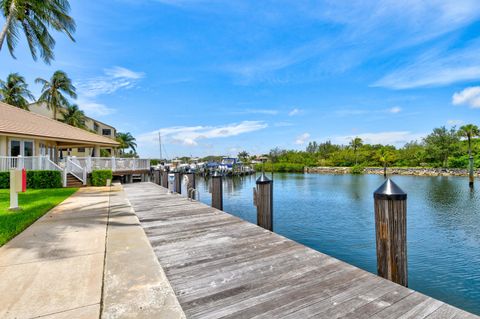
[123,182,478,319]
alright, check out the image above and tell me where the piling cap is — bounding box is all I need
[256,172,272,184]
[212,171,222,178]
[374,178,407,200]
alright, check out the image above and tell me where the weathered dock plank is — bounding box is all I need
[123,182,478,319]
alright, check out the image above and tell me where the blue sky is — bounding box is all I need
[2,0,480,158]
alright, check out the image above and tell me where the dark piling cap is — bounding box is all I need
[256,172,272,184]
[212,171,222,178]
[374,178,407,200]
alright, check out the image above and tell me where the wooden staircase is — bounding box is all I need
[66,173,84,188]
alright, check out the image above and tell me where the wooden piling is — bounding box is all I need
[186,172,196,199]
[211,172,223,210]
[469,156,474,188]
[374,178,407,287]
[161,170,168,187]
[254,173,273,231]
[174,172,182,194]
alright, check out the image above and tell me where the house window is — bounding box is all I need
[9,139,34,157]
[102,129,111,136]
[94,123,99,132]
[24,141,33,156]
[10,140,21,157]
[78,147,85,153]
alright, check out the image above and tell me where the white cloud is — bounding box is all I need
[138,121,267,146]
[373,42,480,89]
[452,86,480,108]
[288,108,301,116]
[76,67,145,98]
[333,131,424,146]
[75,66,144,117]
[447,119,464,126]
[295,133,310,145]
[104,66,145,79]
[388,107,402,114]
[77,99,116,117]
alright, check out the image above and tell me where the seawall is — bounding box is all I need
[305,166,480,177]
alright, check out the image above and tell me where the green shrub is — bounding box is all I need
[0,172,8,189]
[91,170,113,186]
[350,164,365,175]
[0,170,62,189]
[254,163,304,173]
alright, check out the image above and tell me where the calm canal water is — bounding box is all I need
[188,173,480,315]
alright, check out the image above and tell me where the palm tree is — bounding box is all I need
[458,124,480,187]
[60,104,86,129]
[0,72,34,109]
[377,147,397,178]
[349,137,363,165]
[36,70,76,120]
[0,0,76,64]
[116,132,137,155]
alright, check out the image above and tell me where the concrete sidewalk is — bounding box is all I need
[0,185,184,319]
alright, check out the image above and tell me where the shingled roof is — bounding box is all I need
[0,101,119,146]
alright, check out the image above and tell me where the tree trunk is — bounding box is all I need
[0,1,16,52]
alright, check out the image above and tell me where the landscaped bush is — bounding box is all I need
[91,169,113,186]
[254,163,305,173]
[0,170,62,189]
[0,172,8,189]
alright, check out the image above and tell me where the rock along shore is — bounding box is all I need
[305,166,480,177]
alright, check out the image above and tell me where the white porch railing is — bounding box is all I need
[68,157,150,173]
[65,157,87,186]
[0,156,63,172]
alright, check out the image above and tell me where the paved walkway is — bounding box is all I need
[0,186,184,319]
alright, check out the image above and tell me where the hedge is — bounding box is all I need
[0,170,62,189]
[91,169,113,186]
[254,163,305,173]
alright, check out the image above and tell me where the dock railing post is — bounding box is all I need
[174,171,182,194]
[154,170,160,185]
[161,170,168,188]
[374,178,408,287]
[186,172,196,199]
[211,171,223,210]
[254,172,273,231]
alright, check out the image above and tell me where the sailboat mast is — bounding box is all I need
[159,131,163,161]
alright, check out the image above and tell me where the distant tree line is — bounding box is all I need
[253,125,480,172]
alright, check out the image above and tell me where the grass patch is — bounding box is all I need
[0,188,78,246]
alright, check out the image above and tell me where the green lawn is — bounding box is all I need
[0,188,78,246]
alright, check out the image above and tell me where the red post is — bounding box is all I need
[22,168,26,192]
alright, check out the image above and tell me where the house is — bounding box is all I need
[29,102,117,157]
[0,101,119,160]
[0,101,150,186]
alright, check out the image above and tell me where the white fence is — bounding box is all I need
[0,156,63,172]
[67,157,150,173]
[1,156,151,187]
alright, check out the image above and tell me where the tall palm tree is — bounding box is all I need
[458,124,480,187]
[0,72,34,109]
[116,132,137,155]
[36,70,76,120]
[349,137,363,165]
[0,0,76,64]
[60,104,85,129]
